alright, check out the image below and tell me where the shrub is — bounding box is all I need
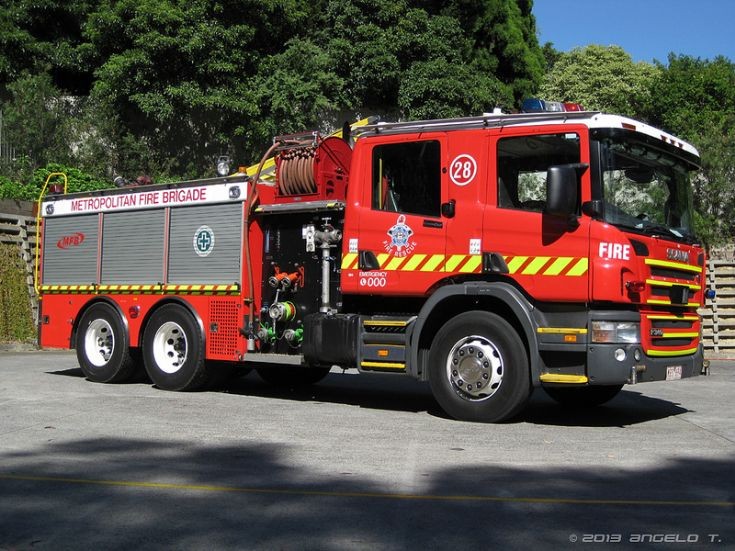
[0,243,35,342]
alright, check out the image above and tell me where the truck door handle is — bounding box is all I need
[441,199,456,218]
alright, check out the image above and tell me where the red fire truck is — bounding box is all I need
[35,109,709,422]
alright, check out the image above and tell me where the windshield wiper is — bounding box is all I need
[640,223,682,239]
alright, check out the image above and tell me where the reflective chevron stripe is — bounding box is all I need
[40,284,240,295]
[341,253,588,276]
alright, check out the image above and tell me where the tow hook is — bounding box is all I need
[629,364,646,384]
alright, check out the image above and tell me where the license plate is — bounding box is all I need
[666,365,683,381]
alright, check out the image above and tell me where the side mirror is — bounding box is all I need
[545,163,588,218]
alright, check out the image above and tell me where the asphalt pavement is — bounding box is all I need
[0,350,733,550]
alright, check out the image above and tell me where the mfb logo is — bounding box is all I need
[56,232,85,249]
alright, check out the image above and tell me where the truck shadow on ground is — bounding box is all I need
[0,437,733,550]
[48,367,688,428]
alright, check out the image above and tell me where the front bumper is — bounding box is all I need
[587,342,704,385]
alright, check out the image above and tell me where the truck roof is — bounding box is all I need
[356,111,700,158]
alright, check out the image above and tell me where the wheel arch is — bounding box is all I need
[136,297,205,350]
[409,282,541,384]
[71,297,129,351]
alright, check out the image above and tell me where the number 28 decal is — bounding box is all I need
[449,154,477,186]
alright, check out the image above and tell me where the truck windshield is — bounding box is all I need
[596,133,699,243]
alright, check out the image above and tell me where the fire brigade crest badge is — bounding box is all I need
[193,225,215,257]
[384,214,416,257]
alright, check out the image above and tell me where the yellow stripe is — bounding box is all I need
[443,254,466,272]
[539,373,589,384]
[505,256,527,274]
[401,254,426,271]
[646,279,701,290]
[566,258,589,276]
[386,256,406,271]
[543,257,573,276]
[646,315,699,321]
[537,327,588,334]
[659,332,698,339]
[458,255,482,273]
[364,320,408,327]
[645,258,702,273]
[376,253,390,268]
[420,254,445,272]
[361,361,406,370]
[647,299,700,307]
[522,256,551,275]
[3,473,731,506]
[646,347,698,357]
[341,253,358,269]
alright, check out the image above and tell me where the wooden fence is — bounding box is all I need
[701,247,735,358]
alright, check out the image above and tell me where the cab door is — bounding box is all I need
[485,127,591,302]
[340,134,450,296]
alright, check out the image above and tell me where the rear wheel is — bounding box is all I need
[143,304,209,391]
[428,311,530,423]
[256,365,331,387]
[544,385,623,408]
[76,303,135,383]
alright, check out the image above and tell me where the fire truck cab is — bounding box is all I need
[37,110,707,422]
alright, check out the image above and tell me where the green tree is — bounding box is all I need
[423,0,545,104]
[2,73,70,170]
[539,45,659,118]
[1,0,548,183]
[0,0,100,96]
[650,55,735,244]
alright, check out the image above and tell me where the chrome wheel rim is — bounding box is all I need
[84,319,114,367]
[152,322,187,374]
[445,335,503,401]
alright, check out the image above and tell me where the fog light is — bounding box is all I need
[634,348,641,361]
[614,348,626,362]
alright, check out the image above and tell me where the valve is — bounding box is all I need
[268,268,303,290]
[256,324,276,344]
[284,327,304,345]
[269,301,296,322]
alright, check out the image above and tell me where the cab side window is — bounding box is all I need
[497,133,580,212]
[372,140,441,217]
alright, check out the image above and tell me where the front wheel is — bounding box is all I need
[143,304,209,391]
[544,385,623,408]
[428,311,530,423]
[76,302,135,383]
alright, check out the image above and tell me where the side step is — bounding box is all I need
[359,316,413,372]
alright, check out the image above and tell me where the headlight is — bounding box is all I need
[591,321,640,344]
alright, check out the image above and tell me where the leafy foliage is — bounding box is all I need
[539,45,659,118]
[0,243,35,342]
[648,55,735,245]
[0,163,109,201]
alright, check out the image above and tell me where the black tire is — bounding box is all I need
[76,302,135,383]
[544,385,623,408]
[256,365,332,387]
[142,304,209,391]
[428,311,530,423]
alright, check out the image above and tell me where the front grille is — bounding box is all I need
[642,313,699,356]
[644,259,703,308]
